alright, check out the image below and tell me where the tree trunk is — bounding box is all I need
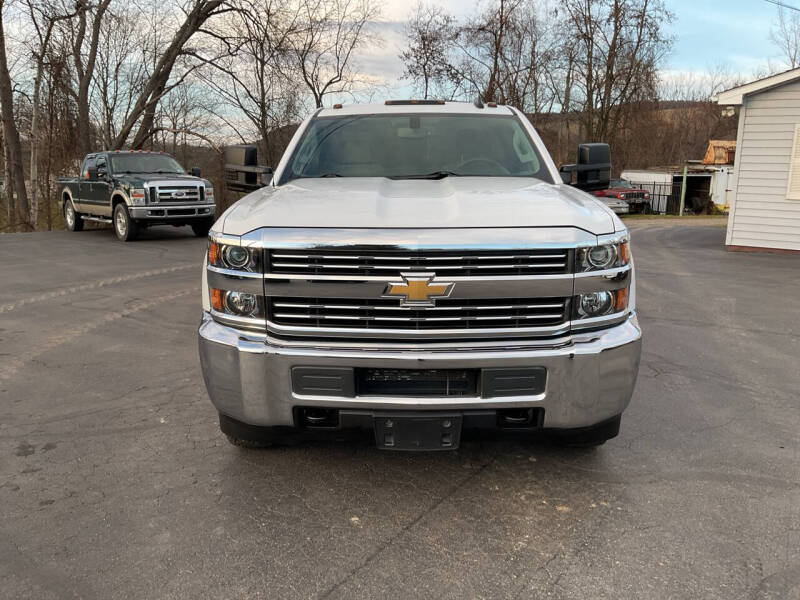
[0,6,30,229]
[74,0,111,157]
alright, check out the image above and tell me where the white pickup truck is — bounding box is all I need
[199,100,642,451]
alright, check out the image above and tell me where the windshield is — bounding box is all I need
[110,154,186,174]
[282,113,551,183]
[610,179,634,189]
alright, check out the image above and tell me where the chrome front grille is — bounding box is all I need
[269,297,569,331]
[267,248,570,277]
[149,185,202,203]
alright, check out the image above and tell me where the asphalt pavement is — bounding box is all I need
[1,220,799,599]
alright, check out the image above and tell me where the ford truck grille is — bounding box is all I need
[267,249,570,277]
[149,185,202,203]
[269,297,569,330]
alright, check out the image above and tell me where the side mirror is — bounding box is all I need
[559,170,572,185]
[560,143,611,192]
[87,166,98,180]
[190,167,202,177]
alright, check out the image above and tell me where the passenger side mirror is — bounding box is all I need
[191,167,202,177]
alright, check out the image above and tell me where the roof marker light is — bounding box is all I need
[385,99,445,105]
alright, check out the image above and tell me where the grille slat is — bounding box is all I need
[268,248,570,277]
[269,297,569,331]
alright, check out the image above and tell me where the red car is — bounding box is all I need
[592,179,651,213]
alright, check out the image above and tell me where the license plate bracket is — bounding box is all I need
[374,413,463,451]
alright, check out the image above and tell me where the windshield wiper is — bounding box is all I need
[388,170,462,180]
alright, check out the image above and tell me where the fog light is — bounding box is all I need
[579,291,614,317]
[224,291,257,316]
[223,245,249,269]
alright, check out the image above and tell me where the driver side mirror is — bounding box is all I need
[559,143,611,192]
[190,167,202,177]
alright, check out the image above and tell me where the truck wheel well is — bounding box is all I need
[111,195,127,210]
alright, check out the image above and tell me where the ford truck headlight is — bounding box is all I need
[208,241,259,272]
[131,188,146,205]
[204,186,215,203]
[577,240,630,272]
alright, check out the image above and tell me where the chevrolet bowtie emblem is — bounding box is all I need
[383,272,454,307]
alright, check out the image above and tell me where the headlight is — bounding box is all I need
[131,188,146,205]
[575,288,628,319]
[210,288,263,318]
[208,241,259,272]
[618,193,626,199]
[577,241,630,272]
[205,186,215,203]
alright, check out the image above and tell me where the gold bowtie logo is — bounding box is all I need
[383,272,454,307]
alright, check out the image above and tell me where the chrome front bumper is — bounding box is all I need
[198,312,642,430]
[129,204,215,219]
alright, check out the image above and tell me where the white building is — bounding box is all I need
[715,68,800,252]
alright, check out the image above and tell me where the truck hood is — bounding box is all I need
[220,177,617,236]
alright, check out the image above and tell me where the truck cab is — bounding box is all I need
[199,100,642,451]
[60,151,216,241]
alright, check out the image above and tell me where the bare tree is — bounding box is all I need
[0,0,30,229]
[563,0,673,144]
[69,0,111,157]
[400,0,561,109]
[92,4,148,149]
[25,0,80,229]
[111,0,232,149]
[201,0,302,164]
[400,3,458,100]
[288,0,378,108]
[770,6,800,69]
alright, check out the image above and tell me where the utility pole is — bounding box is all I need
[679,165,688,216]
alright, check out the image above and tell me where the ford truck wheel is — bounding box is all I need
[64,200,83,232]
[113,204,139,242]
[191,218,213,238]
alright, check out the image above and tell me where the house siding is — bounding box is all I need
[729,80,800,250]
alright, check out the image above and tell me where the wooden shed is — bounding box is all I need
[715,68,800,252]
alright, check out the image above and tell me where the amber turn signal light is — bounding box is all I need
[210,287,224,311]
[619,241,630,264]
[208,241,219,265]
[613,288,629,312]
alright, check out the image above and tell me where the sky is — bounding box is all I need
[357,0,785,97]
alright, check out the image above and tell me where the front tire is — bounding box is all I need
[64,200,84,232]
[113,203,139,242]
[191,217,214,238]
[551,415,621,448]
[219,413,280,449]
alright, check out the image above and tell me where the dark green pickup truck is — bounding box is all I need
[58,151,216,241]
